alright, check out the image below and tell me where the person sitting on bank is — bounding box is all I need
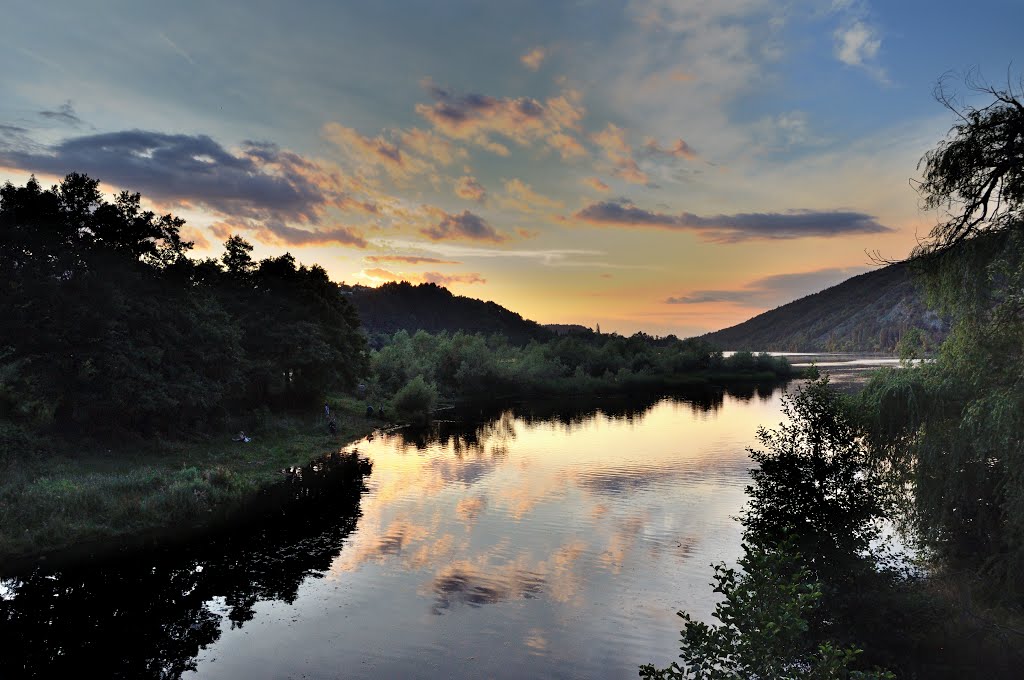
[233,430,251,443]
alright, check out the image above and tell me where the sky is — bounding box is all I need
[1,1,1021,336]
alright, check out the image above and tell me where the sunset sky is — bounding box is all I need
[1,1,1021,336]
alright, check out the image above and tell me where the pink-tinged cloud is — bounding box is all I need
[323,123,433,180]
[397,127,466,165]
[422,271,487,286]
[415,79,587,160]
[421,209,508,242]
[520,46,547,71]
[454,175,487,202]
[591,123,649,185]
[365,254,461,265]
[180,226,211,250]
[360,267,486,286]
[582,176,611,192]
[574,200,893,241]
[499,178,563,213]
[643,137,698,160]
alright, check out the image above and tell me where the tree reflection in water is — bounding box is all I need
[0,452,371,679]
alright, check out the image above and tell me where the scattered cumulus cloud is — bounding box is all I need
[582,176,611,192]
[421,209,508,242]
[454,175,487,202]
[642,137,698,160]
[415,78,587,160]
[498,178,563,213]
[591,124,648,185]
[520,46,547,71]
[574,199,893,241]
[834,20,880,67]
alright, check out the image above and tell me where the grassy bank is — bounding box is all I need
[0,395,384,569]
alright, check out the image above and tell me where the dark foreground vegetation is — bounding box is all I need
[644,71,1024,679]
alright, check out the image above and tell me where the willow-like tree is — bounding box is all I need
[862,70,1024,594]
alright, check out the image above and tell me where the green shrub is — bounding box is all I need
[390,375,437,424]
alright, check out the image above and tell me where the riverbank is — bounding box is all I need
[0,395,385,571]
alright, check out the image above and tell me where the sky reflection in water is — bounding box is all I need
[2,384,794,679]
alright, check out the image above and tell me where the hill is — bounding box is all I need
[699,262,949,352]
[342,281,553,346]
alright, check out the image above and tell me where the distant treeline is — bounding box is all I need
[369,328,796,421]
[344,281,553,347]
[0,174,367,435]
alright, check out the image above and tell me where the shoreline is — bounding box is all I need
[0,372,805,572]
[0,398,385,572]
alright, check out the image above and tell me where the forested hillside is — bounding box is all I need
[344,281,553,346]
[700,262,948,352]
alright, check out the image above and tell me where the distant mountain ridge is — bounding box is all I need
[342,281,553,345]
[699,262,949,352]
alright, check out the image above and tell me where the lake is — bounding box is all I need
[0,363,892,679]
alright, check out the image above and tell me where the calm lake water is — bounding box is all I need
[0,363,893,679]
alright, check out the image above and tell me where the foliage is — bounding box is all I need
[639,540,893,680]
[390,375,438,424]
[914,70,1024,256]
[745,377,889,582]
[858,72,1024,596]
[0,174,367,436]
[368,329,796,404]
[644,378,895,679]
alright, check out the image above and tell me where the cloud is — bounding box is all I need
[358,267,486,286]
[213,217,367,248]
[421,209,508,242]
[582,176,611,192]
[454,175,487,202]
[38,101,83,127]
[665,266,873,306]
[520,46,547,71]
[422,271,487,286]
[498,178,563,213]
[591,124,648,184]
[0,130,359,224]
[643,137,698,161]
[398,127,465,165]
[832,18,886,82]
[323,123,433,180]
[415,79,587,160]
[573,200,893,241]
[834,20,879,66]
[159,31,196,66]
[365,254,460,265]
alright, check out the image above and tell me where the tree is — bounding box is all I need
[914,69,1024,258]
[639,540,893,680]
[861,68,1024,595]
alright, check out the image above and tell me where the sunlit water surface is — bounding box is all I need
[1,378,857,679]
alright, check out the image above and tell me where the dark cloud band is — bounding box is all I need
[575,200,892,241]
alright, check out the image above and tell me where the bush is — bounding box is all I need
[390,375,437,424]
